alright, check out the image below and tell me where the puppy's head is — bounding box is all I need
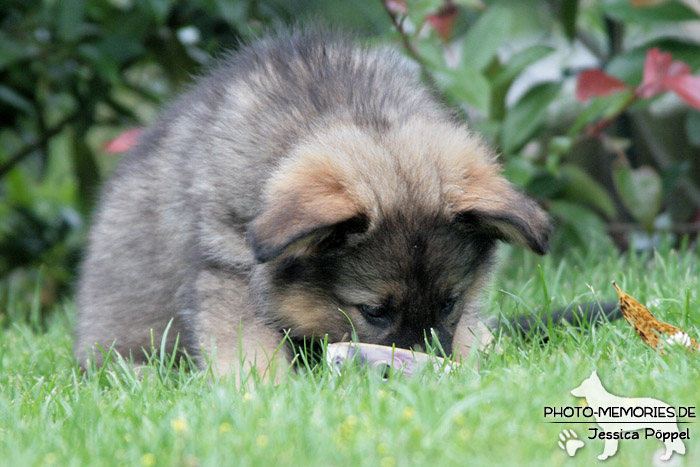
[247,118,551,352]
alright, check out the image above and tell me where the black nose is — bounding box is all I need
[422,327,454,355]
[388,327,453,354]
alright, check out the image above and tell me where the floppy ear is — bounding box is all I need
[247,180,362,262]
[450,174,552,255]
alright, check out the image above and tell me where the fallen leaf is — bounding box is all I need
[612,280,698,353]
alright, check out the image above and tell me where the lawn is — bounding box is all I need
[1,241,699,466]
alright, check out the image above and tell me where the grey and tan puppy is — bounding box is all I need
[75,29,551,378]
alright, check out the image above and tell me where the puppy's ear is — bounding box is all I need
[450,174,552,255]
[247,179,362,262]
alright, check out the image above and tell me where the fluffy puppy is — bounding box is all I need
[74,29,551,378]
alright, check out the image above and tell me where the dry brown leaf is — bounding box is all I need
[612,280,698,353]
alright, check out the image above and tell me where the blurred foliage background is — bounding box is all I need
[1,0,700,317]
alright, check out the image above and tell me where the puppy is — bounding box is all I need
[74,29,551,378]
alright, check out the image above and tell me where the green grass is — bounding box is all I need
[2,242,700,466]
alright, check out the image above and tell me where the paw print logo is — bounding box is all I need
[558,429,584,457]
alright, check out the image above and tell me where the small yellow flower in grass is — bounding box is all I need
[377,389,387,399]
[141,453,156,467]
[333,414,359,445]
[380,456,396,467]
[535,425,547,440]
[242,392,253,403]
[343,415,358,428]
[219,422,232,434]
[171,417,188,433]
[257,435,269,447]
[401,407,415,421]
[44,453,57,464]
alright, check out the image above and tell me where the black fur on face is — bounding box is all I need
[265,211,498,352]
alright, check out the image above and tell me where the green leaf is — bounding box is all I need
[0,85,35,116]
[415,39,447,70]
[503,156,537,188]
[525,170,565,199]
[454,0,484,7]
[559,164,617,219]
[78,45,119,83]
[93,37,145,67]
[549,200,609,248]
[561,0,579,41]
[407,0,444,28]
[501,83,561,154]
[434,67,490,113]
[685,110,700,147]
[0,33,38,70]
[549,136,572,156]
[461,6,513,71]
[661,161,691,196]
[214,0,251,27]
[612,162,662,231]
[57,0,86,42]
[142,0,176,25]
[470,119,501,144]
[491,46,555,89]
[71,131,101,215]
[489,45,554,120]
[567,90,633,137]
[602,0,697,23]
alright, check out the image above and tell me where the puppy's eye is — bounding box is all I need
[357,304,389,324]
[441,295,459,318]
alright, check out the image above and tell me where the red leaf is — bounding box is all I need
[576,69,628,102]
[385,0,407,15]
[426,4,458,42]
[630,0,668,6]
[638,48,691,98]
[103,128,142,153]
[665,74,700,110]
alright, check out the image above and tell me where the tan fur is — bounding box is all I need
[195,269,289,383]
[259,116,546,255]
[273,287,349,339]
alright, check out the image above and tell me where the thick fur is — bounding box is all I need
[75,29,552,375]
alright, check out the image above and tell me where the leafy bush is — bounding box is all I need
[0,0,300,310]
[381,0,700,251]
[2,0,700,313]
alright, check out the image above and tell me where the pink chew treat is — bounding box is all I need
[326,342,455,378]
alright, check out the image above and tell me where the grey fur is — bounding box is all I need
[75,28,551,375]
